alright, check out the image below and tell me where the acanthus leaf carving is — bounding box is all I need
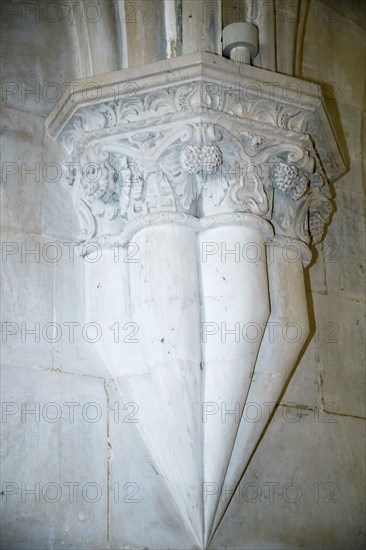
[64,124,334,249]
[176,174,200,211]
[201,170,229,207]
[60,84,200,154]
[227,167,269,216]
[53,65,341,250]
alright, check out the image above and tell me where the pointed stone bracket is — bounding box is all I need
[46,52,345,548]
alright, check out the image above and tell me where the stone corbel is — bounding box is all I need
[47,52,344,548]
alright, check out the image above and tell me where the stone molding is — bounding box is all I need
[47,52,344,259]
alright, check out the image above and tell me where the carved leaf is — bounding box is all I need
[178,174,198,210]
[227,166,269,216]
[203,172,229,207]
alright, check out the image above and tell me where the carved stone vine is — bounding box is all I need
[49,53,344,253]
[271,161,309,200]
[64,121,333,248]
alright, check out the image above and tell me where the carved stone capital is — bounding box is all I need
[48,51,344,255]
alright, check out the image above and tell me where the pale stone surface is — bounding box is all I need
[274,0,299,75]
[302,0,366,109]
[108,380,202,549]
[314,293,366,418]
[41,135,81,240]
[308,243,327,294]
[182,0,222,56]
[71,0,119,77]
[117,0,167,67]
[116,224,204,546]
[1,0,77,115]
[45,50,345,185]
[244,0,276,71]
[201,224,270,543]
[0,105,44,234]
[0,365,108,549]
[325,100,365,195]
[209,244,310,538]
[53,244,109,379]
[281,337,320,408]
[324,189,366,300]
[210,409,366,549]
[321,0,366,28]
[1,230,54,370]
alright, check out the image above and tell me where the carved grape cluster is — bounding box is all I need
[180,145,202,174]
[291,177,308,200]
[309,211,327,244]
[180,144,223,175]
[202,145,223,174]
[80,159,122,220]
[271,162,308,200]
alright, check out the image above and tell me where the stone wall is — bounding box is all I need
[1,1,365,548]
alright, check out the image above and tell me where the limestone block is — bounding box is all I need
[0,365,108,549]
[281,336,320,408]
[0,105,44,235]
[200,223,270,543]
[321,0,366,28]
[117,0,167,67]
[274,0,299,76]
[1,3,364,550]
[325,100,365,195]
[324,189,365,300]
[210,409,365,549]
[308,243,327,294]
[243,0,276,71]
[118,223,203,546]
[302,0,366,109]
[1,1,77,115]
[74,0,119,76]
[314,293,366,418]
[53,244,109,378]
[41,136,81,240]
[182,0,222,56]
[0,230,54,370]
